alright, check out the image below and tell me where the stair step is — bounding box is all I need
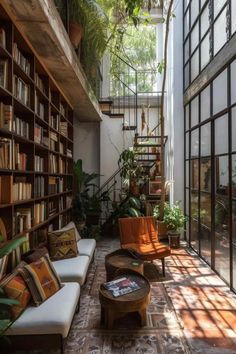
[122,125,137,131]
[134,143,161,148]
[134,152,160,155]
[137,159,157,162]
[109,113,124,119]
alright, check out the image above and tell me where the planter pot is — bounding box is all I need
[156,220,169,240]
[69,22,83,48]
[168,231,180,249]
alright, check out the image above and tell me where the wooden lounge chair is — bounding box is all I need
[118,216,171,277]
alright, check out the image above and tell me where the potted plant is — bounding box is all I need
[162,202,186,249]
[153,203,170,240]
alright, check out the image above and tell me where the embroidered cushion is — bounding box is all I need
[48,228,78,261]
[18,254,62,306]
[0,272,31,319]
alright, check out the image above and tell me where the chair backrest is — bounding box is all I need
[118,216,158,246]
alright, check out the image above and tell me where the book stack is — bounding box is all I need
[59,157,66,174]
[48,200,57,217]
[35,73,46,93]
[35,155,44,172]
[0,60,8,88]
[66,195,72,209]
[49,131,58,151]
[34,176,45,198]
[0,102,13,131]
[35,93,45,119]
[67,148,72,158]
[34,123,48,146]
[0,28,6,48]
[13,115,29,138]
[60,121,68,137]
[60,103,65,117]
[0,138,12,169]
[49,114,59,130]
[34,201,46,225]
[13,75,30,106]
[48,176,58,195]
[13,143,27,170]
[13,42,30,75]
[13,177,32,201]
[14,207,32,234]
[49,154,57,173]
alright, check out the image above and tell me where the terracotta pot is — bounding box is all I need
[156,220,169,240]
[168,231,180,249]
[69,22,83,48]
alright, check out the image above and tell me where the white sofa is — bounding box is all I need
[5,222,96,354]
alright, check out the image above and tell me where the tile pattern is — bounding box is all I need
[64,238,236,354]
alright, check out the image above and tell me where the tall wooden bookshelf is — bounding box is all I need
[0,5,73,251]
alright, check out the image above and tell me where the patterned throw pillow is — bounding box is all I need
[0,272,31,319]
[19,254,62,306]
[48,228,78,261]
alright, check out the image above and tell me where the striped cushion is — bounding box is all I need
[0,272,31,319]
[19,254,62,306]
[48,228,78,261]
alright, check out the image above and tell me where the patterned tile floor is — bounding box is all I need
[64,238,236,354]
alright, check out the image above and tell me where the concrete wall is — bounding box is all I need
[73,120,100,178]
[166,0,184,206]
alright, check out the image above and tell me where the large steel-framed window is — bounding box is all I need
[183,0,236,90]
[184,58,236,292]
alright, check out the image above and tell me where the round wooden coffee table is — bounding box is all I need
[99,269,150,329]
[105,249,144,281]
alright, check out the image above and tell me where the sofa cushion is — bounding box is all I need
[52,255,90,285]
[19,254,62,306]
[48,228,78,261]
[0,273,31,319]
[53,221,81,242]
[6,282,80,338]
[77,239,96,260]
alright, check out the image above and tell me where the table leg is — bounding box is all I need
[101,306,105,325]
[139,308,147,326]
[106,309,114,329]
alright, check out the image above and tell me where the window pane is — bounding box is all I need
[200,85,211,122]
[232,107,236,152]
[185,63,190,89]
[232,155,236,198]
[200,226,211,264]
[232,0,236,34]
[200,158,211,192]
[232,201,236,290]
[191,21,199,54]
[213,8,227,56]
[231,60,236,105]
[201,0,208,9]
[215,155,229,196]
[186,188,190,214]
[191,129,199,157]
[186,132,189,159]
[191,159,199,189]
[184,38,190,64]
[201,5,210,39]
[184,0,190,11]
[185,104,189,131]
[184,10,190,38]
[191,218,199,252]
[213,69,227,115]
[191,0,199,27]
[191,96,199,127]
[200,192,211,229]
[215,114,228,155]
[191,49,199,82]
[201,123,211,156]
[201,33,210,70]
[214,0,226,18]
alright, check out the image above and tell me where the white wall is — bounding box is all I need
[73,120,100,177]
[166,0,184,206]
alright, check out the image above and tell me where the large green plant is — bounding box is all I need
[154,202,186,232]
[0,236,27,335]
[118,149,143,182]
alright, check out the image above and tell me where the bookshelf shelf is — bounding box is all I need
[0,5,74,251]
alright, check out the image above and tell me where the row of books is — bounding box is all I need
[34,201,46,225]
[35,72,46,94]
[49,114,59,130]
[0,102,12,131]
[14,143,28,170]
[49,131,58,151]
[0,137,12,169]
[14,207,32,235]
[13,42,31,76]
[60,121,68,137]
[0,59,8,89]
[59,157,66,174]
[48,176,64,195]
[48,200,57,217]
[34,176,45,198]
[35,93,45,119]
[0,28,6,48]
[13,115,29,139]
[34,123,48,146]
[49,153,57,174]
[35,155,44,172]
[13,74,30,106]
